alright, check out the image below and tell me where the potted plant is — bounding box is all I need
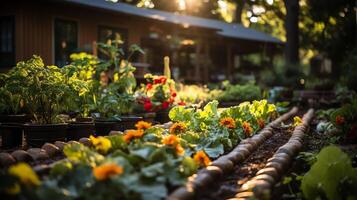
[61,53,98,140]
[0,73,30,148]
[12,56,70,147]
[91,41,144,134]
[135,73,177,123]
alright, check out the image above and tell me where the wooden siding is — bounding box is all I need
[1,0,152,65]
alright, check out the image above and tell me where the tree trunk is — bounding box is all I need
[235,0,246,23]
[284,0,300,65]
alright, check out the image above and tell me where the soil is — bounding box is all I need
[196,124,293,200]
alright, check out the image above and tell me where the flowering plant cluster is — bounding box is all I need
[328,99,357,140]
[135,73,183,112]
[1,100,277,200]
[169,100,277,157]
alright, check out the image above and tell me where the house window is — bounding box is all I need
[54,19,78,66]
[0,16,15,68]
[98,26,128,59]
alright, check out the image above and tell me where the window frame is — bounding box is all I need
[0,15,16,69]
[53,18,79,67]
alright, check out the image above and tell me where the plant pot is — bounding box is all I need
[219,101,240,108]
[0,114,31,124]
[114,116,143,131]
[67,122,95,141]
[75,117,94,123]
[94,120,118,136]
[0,123,23,149]
[138,112,156,124]
[23,123,68,148]
[155,110,170,124]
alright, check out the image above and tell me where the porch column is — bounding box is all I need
[195,39,202,82]
[203,43,210,83]
[226,45,233,81]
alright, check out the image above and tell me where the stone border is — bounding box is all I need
[230,109,314,200]
[167,107,299,200]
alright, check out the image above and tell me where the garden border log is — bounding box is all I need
[167,107,299,200]
[233,109,314,199]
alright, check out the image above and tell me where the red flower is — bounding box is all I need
[146,83,153,90]
[335,115,345,126]
[153,76,167,84]
[178,101,186,106]
[347,124,357,139]
[144,101,152,111]
[168,97,175,104]
[162,101,170,109]
[171,92,177,97]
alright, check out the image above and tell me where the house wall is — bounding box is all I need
[0,0,281,82]
[1,0,149,65]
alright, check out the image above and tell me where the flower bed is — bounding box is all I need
[0,100,279,199]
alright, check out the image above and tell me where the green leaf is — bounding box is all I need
[181,156,198,176]
[63,143,104,166]
[301,146,357,200]
[202,143,224,158]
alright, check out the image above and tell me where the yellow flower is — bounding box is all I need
[93,163,123,181]
[193,151,211,167]
[8,163,41,186]
[135,121,152,130]
[220,117,236,129]
[5,183,20,195]
[113,73,119,82]
[169,122,187,134]
[123,129,144,143]
[90,135,112,154]
[293,116,303,127]
[242,121,253,137]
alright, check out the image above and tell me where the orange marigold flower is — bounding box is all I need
[257,119,265,129]
[169,122,187,134]
[193,150,211,167]
[135,121,152,130]
[175,144,185,156]
[162,134,180,146]
[162,134,185,156]
[93,163,123,181]
[335,115,345,126]
[123,129,144,143]
[220,117,236,129]
[242,121,253,137]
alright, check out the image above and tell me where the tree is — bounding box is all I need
[284,0,300,65]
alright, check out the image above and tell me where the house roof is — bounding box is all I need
[61,0,283,44]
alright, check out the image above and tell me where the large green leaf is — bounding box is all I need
[301,146,357,200]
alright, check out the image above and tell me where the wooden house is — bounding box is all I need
[0,0,283,83]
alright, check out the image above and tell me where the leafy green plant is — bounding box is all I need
[89,41,143,117]
[301,146,357,200]
[0,73,24,115]
[169,100,276,158]
[5,56,74,124]
[217,81,262,102]
[176,84,210,105]
[329,98,357,139]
